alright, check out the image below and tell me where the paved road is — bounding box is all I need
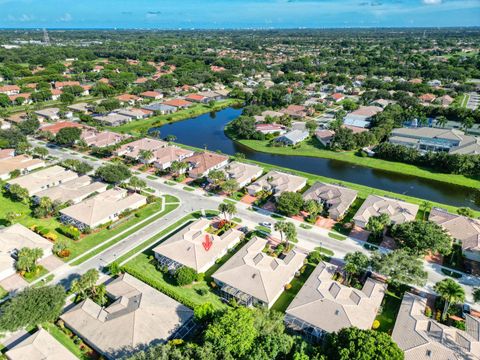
[29,138,480,303]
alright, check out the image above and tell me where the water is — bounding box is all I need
[150,107,478,209]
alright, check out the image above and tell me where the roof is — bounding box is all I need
[116,138,168,158]
[60,188,146,227]
[213,237,307,305]
[40,121,83,135]
[255,123,285,132]
[54,81,80,89]
[186,93,206,101]
[151,146,194,165]
[116,94,140,102]
[163,99,192,107]
[246,170,307,197]
[186,152,229,177]
[276,130,309,144]
[429,208,480,252]
[353,195,419,226]
[34,108,60,118]
[140,91,162,98]
[223,161,263,186]
[5,328,77,360]
[286,262,386,333]
[8,165,78,195]
[303,182,358,218]
[34,175,107,204]
[61,273,193,359]
[349,106,383,118]
[0,155,44,177]
[0,85,20,92]
[153,218,244,272]
[392,292,480,360]
[142,103,177,112]
[93,113,131,126]
[0,224,52,277]
[81,130,127,148]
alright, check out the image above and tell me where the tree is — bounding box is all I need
[70,268,107,305]
[392,220,452,256]
[7,184,30,204]
[218,202,237,220]
[365,213,390,240]
[194,302,216,322]
[170,160,189,177]
[33,196,54,218]
[16,247,43,273]
[55,127,82,145]
[344,251,370,283]
[220,179,239,195]
[60,92,75,104]
[95,163,131,184]
[436,115,448,128]
[208,169,226,186]
[165,134,177,142]
[139,149,154,163]
[129,176,146,192]
[371,249,427,286]
[434,278,465,321]
[457,207,475,217]
[283,221,297,245]
[305,120,317,135]
[304,199,323,222]
[18,117,40,135]
[33,146,49,159]
[473,288,480,303]
[0,285,66,333]
[204,307,258,358]
[325,327,404,360]
[276,191,304,216]
[52,238,68,256]
[174,266,197,286]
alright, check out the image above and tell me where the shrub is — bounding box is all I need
[284,283,292,290]
[44,232,58,241]
[58,225,81,240]
[196,272,205,282]
[372,320,380,329]
[425,306,432,318]
[174,266,197,286]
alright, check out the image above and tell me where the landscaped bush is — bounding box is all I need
[174,266,197,286]
[44,232,58,241]
[284,283,292,290]
[58,225,81,240]
[372,320,380,329]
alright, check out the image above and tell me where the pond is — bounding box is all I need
[150,107,478,209]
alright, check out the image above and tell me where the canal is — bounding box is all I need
[150,107,478,209]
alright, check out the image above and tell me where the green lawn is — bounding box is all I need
[43,322,94,359]
[375,290,402,333]
[223,199,237,205]
[23,266,48,283]
[164,194,180,203]
[0,285,8,300]
[315,246,334,257]
[328,232,347,241]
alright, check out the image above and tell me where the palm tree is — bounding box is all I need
[436,115,448,128]
[218,203,236,221]
[170,160,189,177]
[129,176,146,193]
[274,221,288,243]
[434,278,465,321]
[283,222,297,246]
[139,149,154,164]
[422,201,432,220]
[344,251,370,284]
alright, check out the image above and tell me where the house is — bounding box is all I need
[330,93,345,102]
[0,85,20,95]
[153,218,244,273]
[93,113,132,127]
[255,123,287,135]
[115,108,151,120]
[60,273,194,359]
[116,94,141,105]
[134,77,148,84]
[5,328,77,360]
[140,91,163,100]
[285,262,386,341]
[33,175,107,205]
[67,102,90,114]
[60,188,147,230]
[419,93,437,103]
[151,146,194,170]
[9,93,32,105]
[7,165,78,196]
[40,121,83,135]
[81,129,127,148]
[438,95,454,107]
[392,292,480,360]
[275,130,309,146]
[222,161,263,188]
[343,106,382,129]
[142,102,177,114]
[51,89,62,101]
[0,224,53,281]
[163,99,193,109]
[197,91,224,102]
[54,81,80,89]
[81,85,91,96]
[302,182,358,220]
[115,138,168,160]
[246,170,307,199]
[185,152,229,179]
[353,195,419,228]
[0,118,11,130]
[315,130,335,147]
[185,93,208,103]
[281,105,309,119]
[389,128,480,155]
[213,237,307,308]
[0,153,44,181]
[371,99,395,108]
[34,108,62,122]
[429,208,480,262]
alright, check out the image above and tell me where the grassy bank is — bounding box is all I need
[110,98,241,135]
[225,128,480,190]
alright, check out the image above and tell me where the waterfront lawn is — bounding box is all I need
[111,99,240,135]
[375,290,403,334]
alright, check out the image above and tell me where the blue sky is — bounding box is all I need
[0,0,479,29]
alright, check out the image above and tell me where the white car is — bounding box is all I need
[260,222,272,228]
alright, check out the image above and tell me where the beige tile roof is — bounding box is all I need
[115,138,168,158]
[246,170,307,198]
[152,146,194,166]
[223,161,263,187]
[8,165,78,195]
[81,130,127,148]
[286,262,386,333]
[212,237,307,306]
[61,273,193,359]
[0,155,44,178]
[353,195,419,226]
[5,329,77,360]
[60,188,146,228]
[153,218,243,272]
[0,224,52,278]
[185,152,229,177]
[392,292,480,360]
[303,182,358,219]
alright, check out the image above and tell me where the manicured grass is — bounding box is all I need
[43,322,93,359]
[230,191,245,201]
[146,175,157,180]
[183,186,195,192]
[0,285,8,300]
[315,246,335,257]
[375,290,402,333]
[271,213,285,220]
[111,99,240,135]
[328,232,347,241]
[164,194,180,203]
[223,199,237,205]
[231,217,242,223]
[271,263,315,312]
[300,223,312,230]
[23,266,48,283]
[70,202,179,264]
[165,180,177,186]
[255,225,272,233]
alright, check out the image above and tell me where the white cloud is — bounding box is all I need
[60,13,72,22]
[422,0,443,5]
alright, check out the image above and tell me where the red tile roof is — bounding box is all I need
[40,121,83,135]
[163,99,193,107]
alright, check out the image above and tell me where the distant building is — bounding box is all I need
[315,129,335,147]
[93,113,132,127]
[141,102,176,114]
[0,153,44,181]
[274,130,309,146]
[343,106,382,129]
[151,146,194,170]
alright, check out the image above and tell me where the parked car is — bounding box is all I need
[238,226,249,234]
[462,303,471,319]
[260,222,272,228]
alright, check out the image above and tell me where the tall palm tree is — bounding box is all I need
[139,149,154,164]
[436,115,448,128]
[218,203,236,221]
[274,221,288,243]
[434,278,465,321]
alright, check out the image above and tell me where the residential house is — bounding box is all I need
[343,106,382,129]
[115,138,168,160]
[419,93,437,103]
[329,93,345,103]
[60,188,147,230]
[34,108,62,122]
[246,170,307,199]
[115,108,151,120]
[142,102,176,114]
[185,152,229,179]
[389,128,480,155]
[60,273,194,359]
[50,89,62,101]
[285,261,386,341]
[255,123,287,135]
[151,146,194,170]
[212,237,307,308]
[437,95,454,107]
[54,81,80,89]
[197,91,224,102]
[9,93,32,105]
[429,208,480,262]
[7,165,78,196]
[371,99,395,108]
[163,99,193,109]
[302,182,358,220]
[81,129,127,148]
[275,130,309,146]
[153,218,244,273]
[281,105,309,119]
[0,118,11,130]
[67,102,90,114]
[116,94,141,106]
[140,91,163,100]
[185,93,208,103]
[40,121,84,135]
[33,175,107,205]
[5,328,77,360]
[0,153,44,180]
[0,224,53,281]
[0,85,20,95]
[315,130,335,147]
[93,113,132,127]
[392,292,480,360]
[353,195,419,228]
[222,161,263,188]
